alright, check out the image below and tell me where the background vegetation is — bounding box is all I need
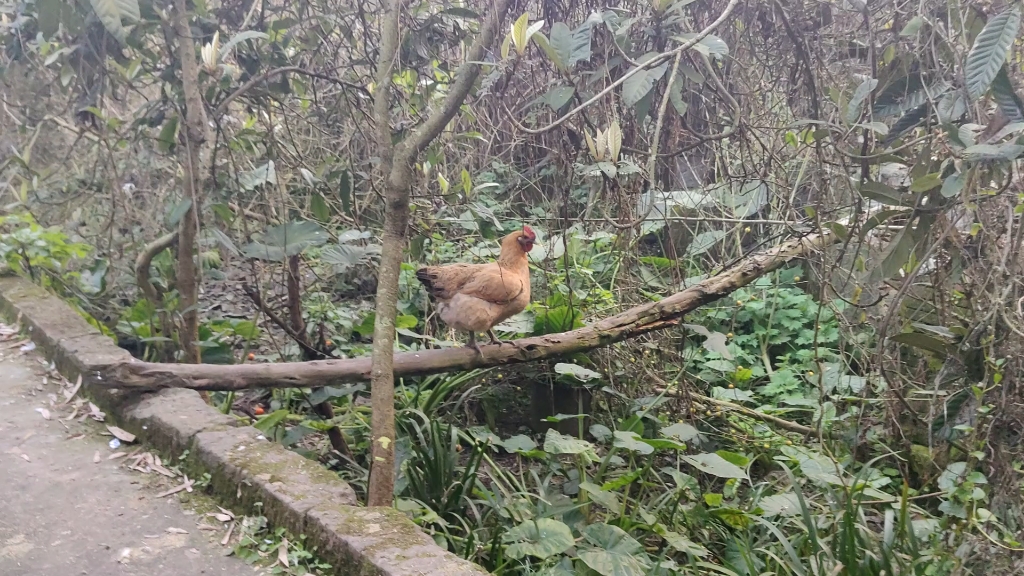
[2,0,1024,573]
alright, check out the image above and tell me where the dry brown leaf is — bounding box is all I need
[87,403,105,422]
[63,375,82,403]
[165,527,188,535]
[35,408,50,420]
[197,524,219,532]
[155,478,194,498]
[20,453,30,462]
[277,539,289,567]
[216,506,235,519]
[220,521,236,546]
[108,452,127,460]
[93,451,101,463]
[106,426,136,443]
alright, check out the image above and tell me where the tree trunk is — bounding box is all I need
[364,0,512,506]
[170,0,209,367]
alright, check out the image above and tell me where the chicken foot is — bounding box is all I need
[487,329,519,348]
[464,330,520,354]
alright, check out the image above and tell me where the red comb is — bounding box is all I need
[522,225,535,238]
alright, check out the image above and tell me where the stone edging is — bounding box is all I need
[0,275,489,576]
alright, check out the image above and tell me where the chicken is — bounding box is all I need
[416,226,536,352]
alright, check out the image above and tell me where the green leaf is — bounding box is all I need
[579,524,647,576]
[554,362,601,382]
[965,6,1021,99]
[242,221,329,261]
[500,434,537,453]
[395,315,418,329]
[941,171,967,198]
[661,422,699,442]
[964,143,1024,163]
[239,161,277,190]
[218,30,269,59]
[681,452,748,479]
[580,481,622,514]
[660,529,710,557]
[157,115,179,153]
[502,519,575,560]
[253,409,289,433]
[612,431,654,455]
[547,22,573,69]
[910,173,942,193]
[684,230,726,257]
[900,15,925,36]
[890,332,952,357]
[166,198,192,227]
[758,493,801,517]
[537,85,574,111]
[684,319,733,356]
[311,193,331,222]
[883,103,929,146]
[89,0,140,43]
[674,33,729,60]
[543,429,593,455]
[859,181,912,206]
[307,384,365,405]
[622,54,668,108]
[991,66,1024,123]
[845,77,878,125]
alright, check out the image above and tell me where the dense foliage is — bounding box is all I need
[3,0,1024,573]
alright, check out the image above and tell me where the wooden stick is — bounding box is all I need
[94,224,847,391]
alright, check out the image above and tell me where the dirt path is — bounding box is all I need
[0,342,260,576]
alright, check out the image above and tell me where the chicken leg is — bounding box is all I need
[466,332,482,354]
[487,329,518,348]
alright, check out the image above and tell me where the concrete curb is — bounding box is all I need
[0,275,490,576]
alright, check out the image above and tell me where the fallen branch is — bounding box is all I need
[655,387,816,436]
[95,220,854,391]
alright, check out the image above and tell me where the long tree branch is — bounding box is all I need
[97,217,868,391]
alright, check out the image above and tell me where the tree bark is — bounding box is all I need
[98,224,851,391]
[365,0,407,509]
[170,0,209,366]
[364,0,512,506]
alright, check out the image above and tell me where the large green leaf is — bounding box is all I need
[554,362,601,382]
[239,161,278,190]
[681,452,748,479]
[883,102,929,146]
[674,33,729,60]
[548,23,573,70]
[578,524,647,576]
[991,66,1024,123]
[964,143,1024,163]
[965,6,1021,99]
[543,429,594,455]
[845,77,878,125]
[758,493,801,517]
[661,422,699,442]
[242,221,329,261]
[503,519,575,560]
[580,481,623,514]
[612,431,654,455]
[219,30,270,59]
[622,54,668,108]
[684,230,727,257]
[89,0,139,43]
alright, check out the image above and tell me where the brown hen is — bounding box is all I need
[416,226,536,352]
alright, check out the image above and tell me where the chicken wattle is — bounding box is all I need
[416,226,536,352]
